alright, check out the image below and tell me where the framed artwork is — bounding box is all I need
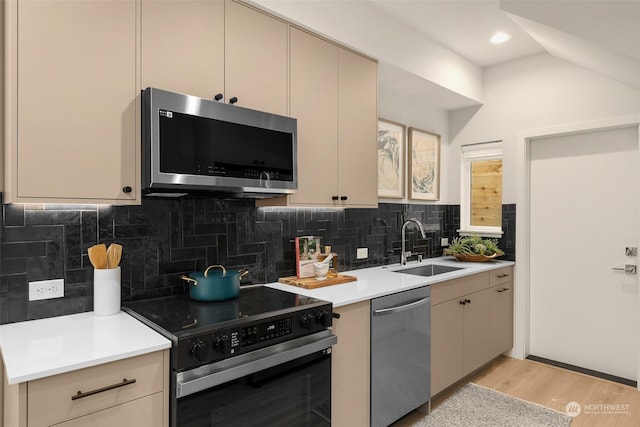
[377,119,405,198]
[295,235,321,278]
[409,127,440,201]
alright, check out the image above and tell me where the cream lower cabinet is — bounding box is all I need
[49,394,163,427]
[332,301,370,427]
[489,266,514,355]
[258,27,378,208]
[3,350,169,427]
[141,0,288,116]
[4,0,139,204]
[431,268,514,396]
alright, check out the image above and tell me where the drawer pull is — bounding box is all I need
[497,274,510,278]
[71,378,136,401]
[496,288,509,293]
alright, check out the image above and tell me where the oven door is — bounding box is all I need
[172,330,336,427]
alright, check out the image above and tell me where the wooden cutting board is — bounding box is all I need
[278,274,357,289]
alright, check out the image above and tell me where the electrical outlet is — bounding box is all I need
[441,237,449,247]
[29,279,64,301]
[356,247,368,259]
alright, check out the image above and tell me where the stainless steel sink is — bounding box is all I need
[393,264,463,277]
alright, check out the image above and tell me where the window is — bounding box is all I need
[459,142,503,237]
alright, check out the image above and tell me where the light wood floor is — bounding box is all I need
[393,356,640,426]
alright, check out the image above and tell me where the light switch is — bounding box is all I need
[356,248,368,259]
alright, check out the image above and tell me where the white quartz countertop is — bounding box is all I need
[267,256,515,307]
[0,311,171,385]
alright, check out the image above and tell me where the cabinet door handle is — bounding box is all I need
[497,274,510,278]
[71,378,136,401]
[332,196,339,201]
[229,96,238,104]
[214,93,223,101]
[122,186,132,194]
[496,288,509,293]
[340,196,348,201]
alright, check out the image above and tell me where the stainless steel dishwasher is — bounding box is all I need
[371,286,430,427]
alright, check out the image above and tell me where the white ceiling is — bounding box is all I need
[369,0,640,68]
[369,0,546,68]
[374,0,640,107]
[253,0,640,109]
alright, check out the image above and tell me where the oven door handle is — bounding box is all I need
[175,330,337,398]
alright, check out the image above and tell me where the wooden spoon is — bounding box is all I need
[88,244,107,269]
[106,243,123,269]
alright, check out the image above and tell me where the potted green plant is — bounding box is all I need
[444,234,504,262]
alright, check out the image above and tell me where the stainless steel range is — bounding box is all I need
[123,285,336,427]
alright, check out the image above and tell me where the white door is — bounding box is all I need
[529,126,639,381]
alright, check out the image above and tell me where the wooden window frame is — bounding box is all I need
[459,141,503,237]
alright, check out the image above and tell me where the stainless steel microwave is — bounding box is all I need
[141,87,297,198]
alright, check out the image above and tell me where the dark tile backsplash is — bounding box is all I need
[0,194,515,324]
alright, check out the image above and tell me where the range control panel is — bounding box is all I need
[239,318,293,347]
[176,304,332,372]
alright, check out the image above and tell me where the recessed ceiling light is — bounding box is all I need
[490,32,511,44]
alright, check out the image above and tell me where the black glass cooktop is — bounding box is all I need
[123,285,328,339]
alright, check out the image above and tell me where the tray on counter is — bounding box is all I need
[278,274,357,289]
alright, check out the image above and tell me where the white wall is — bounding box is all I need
[449,53,640,204]
[378,83,451,205]
[251,0,483,103]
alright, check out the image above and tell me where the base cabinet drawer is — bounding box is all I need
[3,349,169,427]
[53,392,164,427]
[28,351,164,427]
[490,266,513,287]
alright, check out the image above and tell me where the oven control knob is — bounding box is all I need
[190,340,209,362]
[315,310,331,327]
[300,313,314,330]
[214,335,229,354]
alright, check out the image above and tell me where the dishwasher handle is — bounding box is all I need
[373,296,430,316]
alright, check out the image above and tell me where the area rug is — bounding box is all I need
[413,383,572,427]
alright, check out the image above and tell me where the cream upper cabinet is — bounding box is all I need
[141,0,225,100]
[336,48,378,207]
[4,0,139,204]
[332,301,370,427]
[141,0,288,116]
[0,1,4,193]
[258,27,378,208]
[278,27,339,206]
[224,0,288,116]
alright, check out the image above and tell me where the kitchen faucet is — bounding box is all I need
[401,218,427,265]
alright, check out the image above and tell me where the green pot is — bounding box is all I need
[181,265,248,302]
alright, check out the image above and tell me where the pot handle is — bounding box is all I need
[180,275,198,286]
[239,269,249,279]
[204,265,226,277]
